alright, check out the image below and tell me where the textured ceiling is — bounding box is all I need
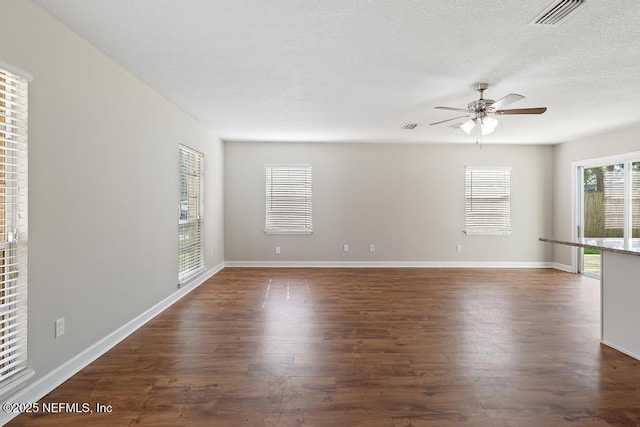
[32,0,640,144]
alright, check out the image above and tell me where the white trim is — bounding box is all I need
[601,266,604,341]
[465,165,513,171]
[463,230,512,236]
[178,143,204,157]
[224,261,556,269]
[0,262,223,426]
[601,340,640,362]
[264,163,312,169]
[0,60,34,82]
[552,262,575,273]
[573,151,640,169]
[264,229,313,235]
[0,369,34,402]
[571,163,580,273]
[178,264,212,288]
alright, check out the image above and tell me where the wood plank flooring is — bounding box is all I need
[9,268,640,426]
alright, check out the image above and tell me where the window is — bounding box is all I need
[633,162,640,240]
[265,165,312,234]
[178,145,203,283]
[464,166,511,235]
[0,68,28,388]
[603,167,626,230]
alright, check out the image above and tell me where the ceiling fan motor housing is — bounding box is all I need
[468,99,495,115]
[470,83,494,113]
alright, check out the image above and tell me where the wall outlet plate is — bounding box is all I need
[55,318,65,338]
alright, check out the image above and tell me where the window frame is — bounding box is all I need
[178,145,204,284]
[264,164,313,235]
[573,152,640,254]
[464,166,512,236]
[0,67,30,392]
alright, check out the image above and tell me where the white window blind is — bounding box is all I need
[464,166,511,235]
[178,145,203,283]
[603,168,640,231]
[604,170,625,229]
[265,165,312,234]
[0,68,28,387]
[633,164,640,233]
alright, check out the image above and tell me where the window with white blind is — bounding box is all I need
[580,159,640,242]
[464,166,511,235]
[265,165,312,234]
[603,169,625,229]
[0,68,29,389]
[178,145,204,283]
[602,167,640,231]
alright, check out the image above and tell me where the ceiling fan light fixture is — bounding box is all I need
[460,119,476,134]
[430,83,546,139]
[480,116,498,135]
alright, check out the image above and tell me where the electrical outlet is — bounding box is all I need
[55,318,65,338]
[275,246,281,254]
[343,244,349,252]
[369,244,375,252]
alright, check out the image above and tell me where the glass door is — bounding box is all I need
[579,163,625,278]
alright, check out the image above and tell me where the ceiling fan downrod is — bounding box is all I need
[475,82,489,99]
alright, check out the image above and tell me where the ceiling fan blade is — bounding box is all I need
[495,107,547,115]
[429,115,470,126]
[434,106,468,112]
[490,93,524,110]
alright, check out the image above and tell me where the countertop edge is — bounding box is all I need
[539,238,640,257]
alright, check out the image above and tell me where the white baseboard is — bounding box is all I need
[601,340,640,362]
[552,262,575,273]
[0,262,224,426]
[224,261,556,269]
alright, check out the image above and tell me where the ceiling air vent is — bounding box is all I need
[531,0,586,26]
[402,123,419,130]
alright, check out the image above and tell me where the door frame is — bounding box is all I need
[572,151,640,275]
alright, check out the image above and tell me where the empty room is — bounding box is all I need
[1,0,640,425]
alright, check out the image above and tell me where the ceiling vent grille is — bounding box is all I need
[402,123,419,130]
[531,0,586,25]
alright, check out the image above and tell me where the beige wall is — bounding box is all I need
[225,141,554,265]
[0,0,224,389]
[552,125,640,268]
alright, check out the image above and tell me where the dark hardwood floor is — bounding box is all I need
[9,268,640,426]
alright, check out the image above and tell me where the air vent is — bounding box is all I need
[402,123,419,130]
[531,0,586,26]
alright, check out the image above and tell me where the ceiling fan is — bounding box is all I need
[430,83,547,136]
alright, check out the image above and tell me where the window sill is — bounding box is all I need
[264,229,313,235]
[464,230,512,236]
[0,368,35,402]
[178,266,206,286]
